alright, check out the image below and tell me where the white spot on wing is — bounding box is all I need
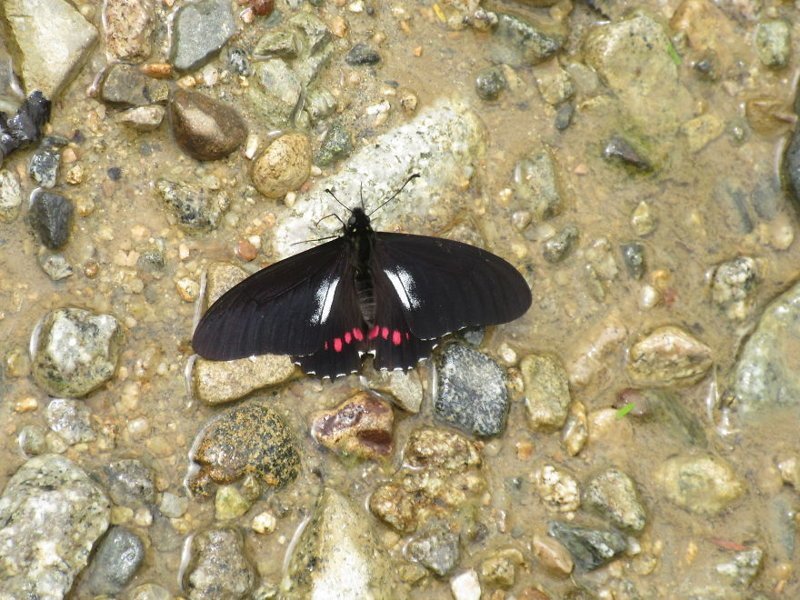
[385,267,421,311]
[311,276,340,325]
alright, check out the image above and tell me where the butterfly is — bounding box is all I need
[192,175,532,378]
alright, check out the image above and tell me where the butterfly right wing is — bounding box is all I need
[193,238,360,360]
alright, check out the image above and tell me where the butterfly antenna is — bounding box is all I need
[315,213,345,228]
[325,188,352,213]
[291,234,338,246]
[368,173,420,217]
[359,181,365,210]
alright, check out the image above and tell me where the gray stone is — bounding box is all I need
[288,12,331,55]
[188,401,300,496]
[755,20,790,68]
[521,353,571,431]
[475,66,507,101]
[626,326,713,387]
[169,89,247,161]
[38,252,74,281]
[0,169,22,222]
[17,425,47,456]
[490,13,564,67]
[407,520,461,576]
[583,469,646,531]
[710,256,758,320]
[170,0,236,72]
[534,58,574,105]
[227,47,250,76]
[5,0,98,99]
[156,179,230,231]
[183,528,256,599]
[117,105,166,131]
[159,491,189,518]
[655,454,744,515]
[306,87,338,123]
[434,344,509,437]
[248,59,303,128]
[104,458,156,505]
[282,488,395,599]
[28,137,65,188]
[83,527,145,595]
[365,367,424,413]
[547,521,627,571]
[620,242,646,280]
[28,190,74,249]
[0,455,110,598]
[46,398,96,445]
[103,0,154,62]
[346,42,381,65]
[101,63,169,106]
[602,136,652,171]
[31,307,122,397]
[731,280,800,414]
[194,354,295,405]
[314,120,353,166]
[254,29,301,59]
[513,147,563,221]
[714,548,763,587]
[543,225,578,263]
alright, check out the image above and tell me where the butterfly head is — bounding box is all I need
[346,207,373,236]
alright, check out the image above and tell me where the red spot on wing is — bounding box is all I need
[381,327,389,340]
[392,330,402,346]
[333,338,343,352]
[324,341,329,350]
[368,325,380,340]
[344,331,352,344]
[352,328,364,341]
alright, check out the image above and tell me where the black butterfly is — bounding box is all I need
[192,175,532,378]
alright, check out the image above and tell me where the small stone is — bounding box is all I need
[248,59,303,129]
[176,277,199,302]
[583,468,646,531]
[543,225,578,263]
[532,534,573,575]
[490,13,564,67]
[29,137,65,188]
[31,307,122,397]
[407,520,460,576]
[193,354,295,405]
[117,105,165,131]
[521,354,571,431]
[755,20,791,69]
[169,89,247,161]
[156,179,230,230]
[475,66,507,101]
[254,30,300,58]
[159,492,189,518]
[480,549,524,588]
[252,511,277,534]
[655,454,744,515]
[513,147,563,221]
[364,367,424,413]
[251,133,312,199]
[547,521,627,571]
[620,242,645,280]
[0,169,22,222]
[434,344,509,437]
[215,485,253,520]
[83,527,145,596]
[306,87,338,123]
[184,528,256,599]
[602,135,651,170]
[103,0,153,62]
[554,102,574,130]
[561,400,587,457]
[450,569,482,600]
[38,252,74,281]
[627,325,713,387]
[345,42,381,65]
[129,584,172,600]
[314,120,353,166]
[310,392,394,460]
[715,548,763,587]
[533,464,580,512]
[170,0,236,72]
[46,398,96,445]
[710,256,758,320]
[104,458,156,506]
[631,200,656,235]
[100,63,169,106]
[534,59,574,106]
[681,114,725,153]
[18,425,47,456]
[29,190,74,249]
[777,457,800,489]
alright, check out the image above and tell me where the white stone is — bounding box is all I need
[450,569,481,600]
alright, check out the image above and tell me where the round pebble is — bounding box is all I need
[251,133,311,199]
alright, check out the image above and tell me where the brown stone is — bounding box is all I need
[310,392,394,459]
[169,89,248,161]
[251,133,311,198]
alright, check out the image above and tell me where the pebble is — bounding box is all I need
[156,178,230,230]
[314,120,353,166]
[620,242,646,279]
[31,307,122,397]
[450,569,482,600]
[710,256,758,320]
[532,534,573,575]
[542,225,578,262]
[480,548,524,588]
[631,200,656,235]
[626,325,713,387]
[532,463,580,512]
[193,354,295,404]
[184,528,256,599]
[28,190,74,249]
[103,0,153,61]
[655,453,744,515]
[475,66,507,101]
[521,353,571,431]
[248,59,303,128]
[251,510,277,534]
[254,29,300,58]
[0,169,22,222]
[104,458,157,506]
[101,63,169,106]
[490,13,565,67]
[170,0,236,71]
[82,526,145,596]
[38,251,74,280]
[306,87,338,123]
[602,135,652,170]
[407,519,461,576]
[364,367,424,413]
[129,583,172,600]
[169,89,248,161]
[159,491,189,518]
[345,42,381,65]
[215,485,252,520]
[547,521,627,571]
[29,137,66,188]
[561,400,587,456]
[534,59,574,106]
[46,398,96,445]
[755,19,791,68]
[188,401,300,496]
[310,392,394,460]
[680,114,725,153]
[117,105,166,131]
[18,425,47,456]
[583,468,646,531]
[514,147,563,221]
[434,344,509,437]
[251,133,312,199]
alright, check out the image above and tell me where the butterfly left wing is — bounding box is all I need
[371,232,532,341]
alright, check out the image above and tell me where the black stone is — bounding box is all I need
[345,43,381,65]
[547,521,627,571]
[83,527,145,596]
[602,136,651,171]
[107,167,123,181]
[620,242,645,279]
[0,90,51,162]
[29,191,74,249]
[475,66,507,101]
[554,102,574,131]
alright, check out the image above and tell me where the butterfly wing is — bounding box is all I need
[371,232,532,341]
[192,238,363,362]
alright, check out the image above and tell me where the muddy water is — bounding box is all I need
[1,0,800,598]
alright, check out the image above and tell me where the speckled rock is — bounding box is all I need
[29,190,74,249]
[81,526,145,596]
[31,307,122,397]
[346,42,381,65]
[205,261,248,304]
[514,147,563,221]
[103,0,153,61]
[170,0,235,71]
[543,225,578,263]
[46,398,96,445]
[101,63,169,107]
[193,355,295,405]
[5,0,98,98]
[183,528,256,599]
[156,178,230,231]
[475,65,507,101]
[755,20,791,68]
[710,256,758,320]
[18,425,47,456]
[626,325,713,387]
[310,392,394,460]
[188,401,300,496]
[364,367,424,413]
[522,353,571,431]
[480,548,524,588]
[282,487,395,599]
[369,428,484,533]
[407,519,460,576]
[0,168,23,222]
[314,120,353,166]
[490,13,565,67]
[28,136,65,188]
[0,454,110,598]
[534,58,574,106]
[547,521,627,571]
[655,454,744,515]
[434,344,509,437]
[251,133,311,199]
[103,458,156,506]
[38,251,74,281]
[169,89,247,161]
[533,463,580,513]
[583,468,646,531]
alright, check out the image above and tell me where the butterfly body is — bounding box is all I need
[193,202,532,379]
